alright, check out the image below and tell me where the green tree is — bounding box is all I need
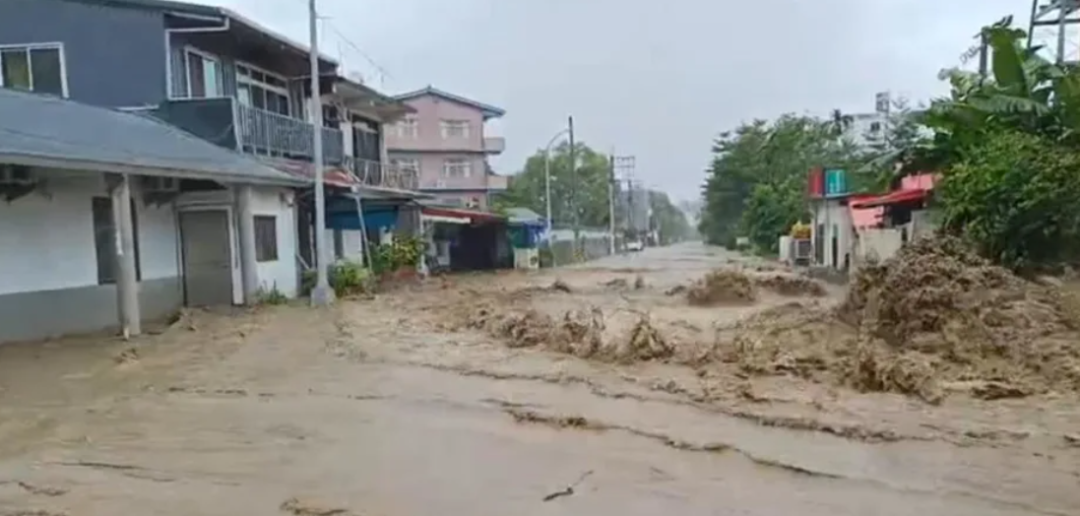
[938,130,1080,270]
[698,115,862,251]
[494,142,613,228]
[647,190,692,244]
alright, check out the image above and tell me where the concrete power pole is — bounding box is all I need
[607,153,616,255]
[567,116,578,251]
[309,0,334,306]
[611,155,635,252]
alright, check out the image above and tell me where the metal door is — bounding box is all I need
[179,210,233,306]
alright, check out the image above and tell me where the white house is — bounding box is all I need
[0,88,307,344]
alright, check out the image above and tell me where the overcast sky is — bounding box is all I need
[219,0,1035,201]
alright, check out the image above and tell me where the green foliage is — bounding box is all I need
[497,142,613,228]
[256,284,288,305]
[938,130,1080,270]
[699,115,862,250]
[647,190,691,244]
[301,261,373,298]
[370,236,424,275]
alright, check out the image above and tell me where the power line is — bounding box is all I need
[322,19,394,88]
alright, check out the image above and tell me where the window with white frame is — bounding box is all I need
[396,117,418,138]
[184,48,222,98]
[0,44,66,97]
[442,158,471,178]
[236,62,291,116]
[440,119,470,139]
[391,158,420,176]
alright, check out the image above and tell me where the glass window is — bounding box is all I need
[185,50,222,98]
[1,45,65,96]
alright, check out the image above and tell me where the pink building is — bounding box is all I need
[384,86,507,209]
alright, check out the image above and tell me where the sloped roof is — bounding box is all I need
[68,0,337,64]
[0,89,302,186]
[393,86,506,119]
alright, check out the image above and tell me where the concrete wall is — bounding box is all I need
[854,228,904,265]
[175,186,299,300]
[385,94,488,153]
[812,199,854,270]
[0,0,167,107]
[0,169,180,344]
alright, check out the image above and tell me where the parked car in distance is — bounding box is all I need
[626,240,644,252]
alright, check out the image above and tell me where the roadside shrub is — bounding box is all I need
[256,284,288,305]
[938,130,1080,271]
[371,237,424,275]
[301,261,373,297]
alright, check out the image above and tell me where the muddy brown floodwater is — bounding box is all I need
[1,243,1079,516]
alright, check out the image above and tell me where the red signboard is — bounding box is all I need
[807,167,824,198]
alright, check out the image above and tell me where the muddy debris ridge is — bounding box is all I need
[685,270,757,306]
[724,236,1080,402]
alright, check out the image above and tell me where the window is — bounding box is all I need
[442,158,471,178]
[254,215,278,262]
[92,197,142,285]
[0,44,65,96]
[391,158,420,176]
[440,119,470,139]
[185,48,222,98]
[869,121,882,133]
[396,117,418,138]
[237,63,291,117]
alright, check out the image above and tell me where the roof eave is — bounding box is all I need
[0,151,307,188]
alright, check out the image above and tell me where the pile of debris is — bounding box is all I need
[721,236,1080,402]
[465,304,676,364]
[753,274,827,297]
[685,270,757,306]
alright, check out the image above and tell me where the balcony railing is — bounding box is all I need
[236,103,344,165]
[483,136,506,154]
[345,157,420,191]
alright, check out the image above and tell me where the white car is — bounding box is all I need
[626,240,644,252]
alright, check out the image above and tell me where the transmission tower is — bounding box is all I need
[1029,0,1080,63]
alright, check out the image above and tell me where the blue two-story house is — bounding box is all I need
[0,0,425,272]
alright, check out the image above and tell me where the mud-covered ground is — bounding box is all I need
[1,243,1079,515]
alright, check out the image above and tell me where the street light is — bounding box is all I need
[543,128,570,238]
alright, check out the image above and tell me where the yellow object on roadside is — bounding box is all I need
[790,221,811,239]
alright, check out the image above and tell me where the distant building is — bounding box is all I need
[384,86,508,210]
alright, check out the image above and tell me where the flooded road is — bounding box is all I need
[1,243,1078,515]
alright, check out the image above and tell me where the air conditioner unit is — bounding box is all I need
[142,176,179,193]
[0,164,34,185]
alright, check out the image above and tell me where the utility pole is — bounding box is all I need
[567,116,578,252]
[611,155,635,252]
[607,152,616,255]
[309,0,334,306]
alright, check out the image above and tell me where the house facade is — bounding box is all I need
[384,86,508,209]
[0,0,425,272]
[0,87,305,344]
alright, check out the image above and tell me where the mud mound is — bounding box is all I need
[721,236,1080,401]
[754,275,826,297]
[605,315,674,363]
[686,270,756,306]
[602,278,629,289]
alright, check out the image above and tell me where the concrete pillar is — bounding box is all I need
[236,185,259,305]
[112,174,141,337]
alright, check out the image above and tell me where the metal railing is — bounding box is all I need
[235,102,343,164]
[345,157,420,191]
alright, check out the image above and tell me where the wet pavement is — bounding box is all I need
[1,243,1078,515]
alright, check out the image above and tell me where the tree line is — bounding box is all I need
[494,142,691,243]
[698,17,1080,271]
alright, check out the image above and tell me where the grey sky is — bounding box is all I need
[219,0,1029,201]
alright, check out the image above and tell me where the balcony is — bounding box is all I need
[483,136,506,154]
[236,103,343,164]
[154,98,344,165]
[347,157,420,191]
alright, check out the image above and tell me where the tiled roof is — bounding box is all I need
[0,89,302,186]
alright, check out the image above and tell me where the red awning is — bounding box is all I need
[850,188,928,209]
